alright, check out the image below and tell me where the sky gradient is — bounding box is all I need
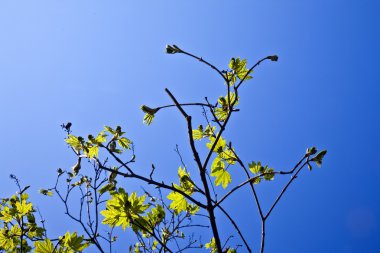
[0,1,379,252]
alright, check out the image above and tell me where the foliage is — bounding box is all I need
[1,45,327,253]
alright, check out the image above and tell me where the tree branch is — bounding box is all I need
[165,88,224,253]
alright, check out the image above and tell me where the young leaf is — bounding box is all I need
[248,161,261,174]
[167,190,188,215]
[229,57,253,82]
[101,188,149,230]
[87,145,99,159]
[192,125,204,140]
[0,206,13,222]
[39,189,53,197]
[118,137,132,150]
[214,107,228,122]
[141,105,158,125]
[203,124,216,137]
[205,237,217,253]
[211,157,231,189]
[65,135,83,151]
[263,167,275,181]
[95,132,107,144]
[15,200,33,216]
[98,183,116,195]
[167,185,198,215]
[34,239,54,253]
[61,231,90,252]
[0,228,16,251]
[143,113,155,126]
[311,150,327,167]
[206,136,226,153]
[104,126,116,135]
[220,148,237,165]
[178,167,194,192]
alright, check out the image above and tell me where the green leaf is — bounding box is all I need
[167,188,188,215]
[226,92,239,106]
[203,124,216,137]
[248,161,261,174]
[192,125,204,140]
[104,126,116,135]
[0,228,16,251]
[224,72,237,86]
[228,57,253,82]
[220,148,237,165]
[211,157,231,189]
[146,204,165,226]
[39,189,53,197]
[214,107,228,122]
[0,206,14,222]
[118,137,132,150]
[34,239,54,253]
[65,135,83,151]
[95,132,107,144]
[229,57,247,73]
[311,150,327,167]
[252,177,261,184]
[249,162,275,180]
[16,200,33,216]
[167,185,198,215]
[178,167,194,193]
[141,105,158,125]
[98,183,116,195]
[143,113,155,126]
[87,145,99,159]
[263,167,275,181]
[205,237,217,253]
[206,136,226,153]
[237,69,253,81]
[101,188,149,230]
[152,240,158,250]
[61,231,90,252]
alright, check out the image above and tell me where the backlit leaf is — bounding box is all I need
[211,157,231,188]
[118,137,132,150]
[34,239,54,253]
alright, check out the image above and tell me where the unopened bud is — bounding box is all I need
[140,105,159,115]
[268,55,279,62]
[165,44,182,54]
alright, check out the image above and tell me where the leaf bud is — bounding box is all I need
[109,141,117,151]
[310,150,327,167]
[268,55,279,61]
[71,157,82,176]
[165,44,182,54]
[306,146,317,157]
[140,105,159,115]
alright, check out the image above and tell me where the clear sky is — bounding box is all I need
[0,1,379,252]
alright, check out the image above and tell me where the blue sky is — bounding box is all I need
[0,1,379,252]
